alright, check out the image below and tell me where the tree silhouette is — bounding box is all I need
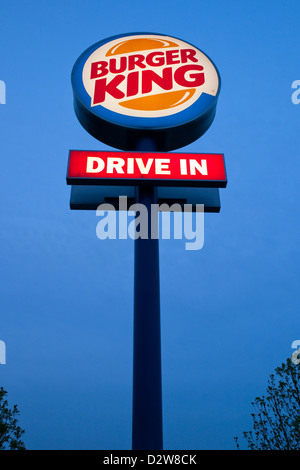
[0,387,25,449]
[235,358,300,450]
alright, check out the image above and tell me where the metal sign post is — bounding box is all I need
[132,139,163,450]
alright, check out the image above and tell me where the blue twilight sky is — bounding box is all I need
[0,0,299,450]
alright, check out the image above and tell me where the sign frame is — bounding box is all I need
[69,184,221,212]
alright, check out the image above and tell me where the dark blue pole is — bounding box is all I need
[132,138,163,450]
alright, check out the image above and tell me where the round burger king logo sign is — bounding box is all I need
[72,33,221,151]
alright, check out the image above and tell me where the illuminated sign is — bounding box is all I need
[67,150,226,187]
[71,33,221,151]
[68,33,227,452]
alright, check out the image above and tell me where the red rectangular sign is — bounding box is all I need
[67,150,227,188]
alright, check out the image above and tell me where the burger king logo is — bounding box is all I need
[72,33,221,150]
[81,34,219,118]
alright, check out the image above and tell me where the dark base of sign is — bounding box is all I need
[73,99,216,152]
[69,185,221,212]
